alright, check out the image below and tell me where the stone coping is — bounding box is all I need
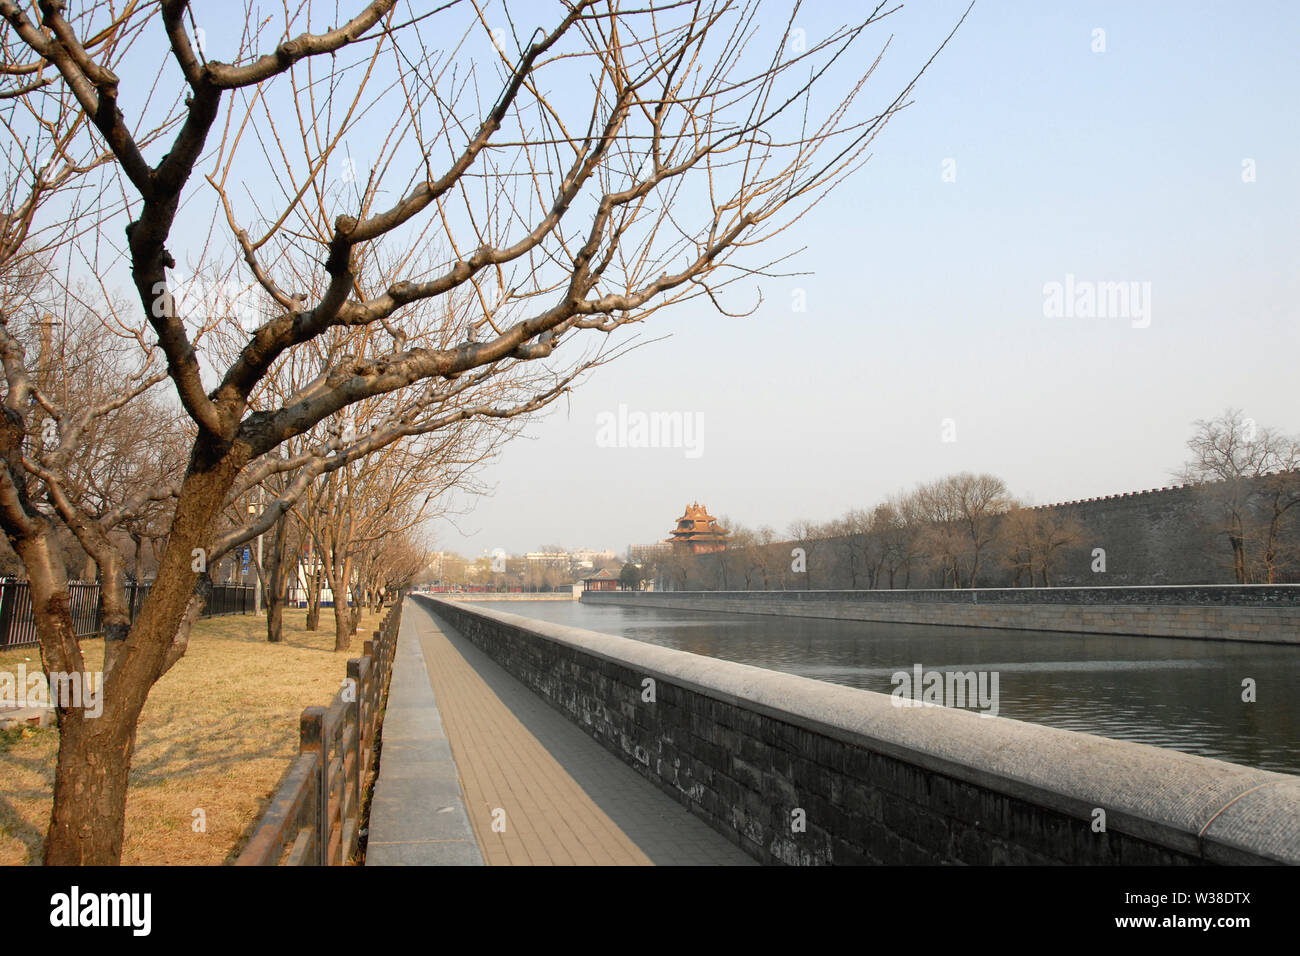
[422,597,1300,865]
[365,608,483,866]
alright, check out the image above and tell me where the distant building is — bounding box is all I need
[629,542,672,566]
[581,568,621,592]
[571,548,617,568]
[668,501,729,554]
[525,551,571,569]
[286,551,350,607]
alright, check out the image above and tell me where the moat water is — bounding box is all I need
[471,600,1300,775]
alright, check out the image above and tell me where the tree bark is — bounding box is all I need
[40,436,241,863]
[45,705,134,865]
[304,550,321,630]
[329,554,352,652]
[264,514,289,643]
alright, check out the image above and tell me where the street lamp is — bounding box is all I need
[247,490,265,615]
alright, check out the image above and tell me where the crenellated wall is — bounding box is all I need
[670,478,1300,591]
[1031,484,1220,586]
[410,595,1300,866]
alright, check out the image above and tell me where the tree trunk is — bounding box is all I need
[1229,529,1246,584]
[44,709,134,865]
[32,430,240,864]
[347,573,363,633]
[330,561,351,652]
[267,592,285,643]
[304,555,321,630]
[265,515,289,643]
[131,532,144,581]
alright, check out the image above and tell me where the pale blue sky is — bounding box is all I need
[71,2,1300,558]
[436,0,1300,555]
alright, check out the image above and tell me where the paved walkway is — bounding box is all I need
[369,601,754,866]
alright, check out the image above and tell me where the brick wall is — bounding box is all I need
[583,587,1300,644]
[1039,485,1222,585]
[677,479,1300,589]
[412,596,1300,866]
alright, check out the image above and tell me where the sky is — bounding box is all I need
[69,1,1300,559]
[432,1,1300,556]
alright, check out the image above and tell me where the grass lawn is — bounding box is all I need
[0,606,384,865]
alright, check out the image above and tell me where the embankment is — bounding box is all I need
[412,595,1299,865]
[581,587,1300,644]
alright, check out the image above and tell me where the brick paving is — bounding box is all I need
[408,601,754,866]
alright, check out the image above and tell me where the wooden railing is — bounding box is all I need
[235,594,403,866]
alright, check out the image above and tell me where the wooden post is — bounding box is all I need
[347,657,364,810]
[299,706,326,865]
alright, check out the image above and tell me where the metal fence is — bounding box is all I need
[204,584,256,618]
[0,579,259,650]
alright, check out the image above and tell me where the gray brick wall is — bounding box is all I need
[414,596,1300,866]
[583,588,1300,644]
[679,481,1300,589]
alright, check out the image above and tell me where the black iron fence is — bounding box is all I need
[0,579,259,650]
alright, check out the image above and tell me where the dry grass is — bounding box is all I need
[0,606,384,866]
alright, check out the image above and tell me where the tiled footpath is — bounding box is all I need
[368,600,753,866]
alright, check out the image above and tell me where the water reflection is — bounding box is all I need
[472,600,1300,775]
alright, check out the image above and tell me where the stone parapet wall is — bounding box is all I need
[412,596,1300,866]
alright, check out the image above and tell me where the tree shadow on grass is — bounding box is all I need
[0,790,46,865]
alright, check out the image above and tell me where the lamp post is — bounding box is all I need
[248,491,264,615]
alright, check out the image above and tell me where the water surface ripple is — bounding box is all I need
[472,600,1300,775]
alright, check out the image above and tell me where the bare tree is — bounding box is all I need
[1249,465,1300,583]
[0,0,964,864]
[788,518,830,590]
[831,508,878,588]
[1001,504,1085,587]
[912,478,964,586]
[876,497,919,588]
[913,473,1011,587]
[1178,409,1300,584]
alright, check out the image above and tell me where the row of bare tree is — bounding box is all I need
[654,412,1300,591]
[655,471,1087,592]
[0,0,955,863]
[0,304,439,646]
